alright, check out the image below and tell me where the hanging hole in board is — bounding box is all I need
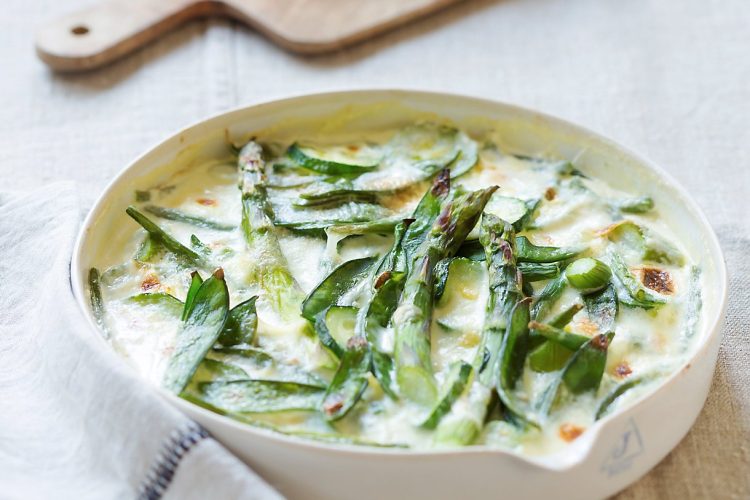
[71,25,90,36]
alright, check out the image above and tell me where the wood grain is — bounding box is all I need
[35,0,464,71]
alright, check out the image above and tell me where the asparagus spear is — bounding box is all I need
[238,141,307,323]
[394,185,497,405]
[163,269,230,394]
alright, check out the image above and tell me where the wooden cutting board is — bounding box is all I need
[36,0,464,72]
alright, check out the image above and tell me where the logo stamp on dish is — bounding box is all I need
[601,418,644,477]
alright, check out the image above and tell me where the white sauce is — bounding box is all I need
[95,129,701,455]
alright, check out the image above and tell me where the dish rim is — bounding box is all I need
[69,88,728,471]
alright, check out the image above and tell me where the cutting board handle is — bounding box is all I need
[35,0,215,72]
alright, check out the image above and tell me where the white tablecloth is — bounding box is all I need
[1,0,748,497]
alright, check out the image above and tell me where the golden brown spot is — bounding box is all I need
[559,423,585,442]
[141,274,160,291]
[591,333,610,351]
[615,361,632,378]
[374,271,391,289]
[197,198,216,206]
[544,187,557,201]
[323,396,344,416]
[347,144,360,152]
[639,267,674,294]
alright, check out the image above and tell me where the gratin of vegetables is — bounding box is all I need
[89,123,701,454]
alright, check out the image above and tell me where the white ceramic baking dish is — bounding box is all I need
[71,90,727,500]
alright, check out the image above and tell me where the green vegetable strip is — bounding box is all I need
[298,125,478,202]
[211,346,327,388]
[497,299,538,427]
[528,303,584,372]
[126,206,203,265]
[193,380,325,413]
[302,257,377,358]
[394,185,497,405]
[320,337,371,421]
[143,205,235,231]
[562,332,614,393]
[182,393,404,447]
[531,274,567,320]
[163,269,230,394]
[420,362,473,429]
[182,271,203,321]
[217,296,258,347]
[135,234,160,263]
[192,358,248,383]
[88,268,109,338]
[515,236,582,263]
[608,251,665,309]
[595,376,646,420]
[287,143,379,175]
[238,141,307,323]
[527,322,589,351]
[616,196,654,214]
[537,332,615,417]
[399,169,452,270]
[127,292,184,316]
[518,262,560,282]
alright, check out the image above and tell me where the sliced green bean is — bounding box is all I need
[320,337,371,421]
[516,236,582,263]
[126,206,203,265]
[144,204,235,231]
[163,269,229,394]
[420,361,473,429]
[217,296,258,347]
[595,376,646,420]
[192,380,324,413]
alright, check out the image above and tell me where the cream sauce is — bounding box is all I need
[95,128,701,454]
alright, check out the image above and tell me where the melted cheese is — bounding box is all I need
[96,132,701,455]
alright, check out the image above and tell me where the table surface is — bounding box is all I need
[2,0,749,498]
